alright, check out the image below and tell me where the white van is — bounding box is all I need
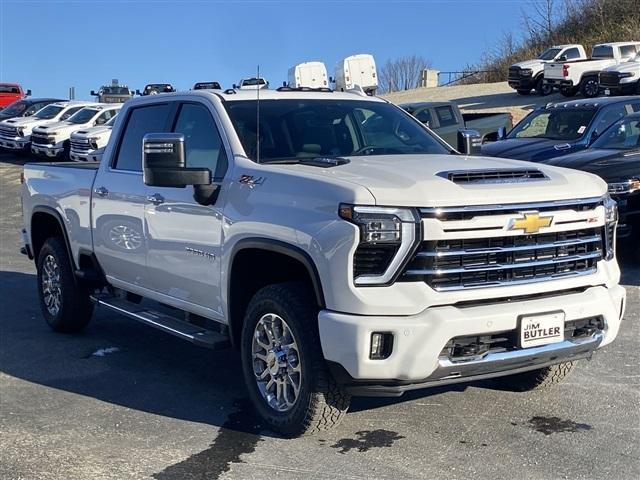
[334,54,378,94]
[288,62,328,89]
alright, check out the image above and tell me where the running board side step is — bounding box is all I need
[91,293,230,350]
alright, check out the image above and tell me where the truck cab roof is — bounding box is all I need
[543,96,640,110]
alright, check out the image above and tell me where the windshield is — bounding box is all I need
[35,105,64,119]
[68,108,98,124]
[1,100,28,116]
[591,116,640,150]
[539,48,562,60]
[241,78,266,86]
[224,99,450,162]
[101,87,130,95]
[0,85,20,94]
[508,109,597,141]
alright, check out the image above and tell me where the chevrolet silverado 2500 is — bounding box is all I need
[69,115,118,162]
[600,52,640,96]
[21,89,626,437]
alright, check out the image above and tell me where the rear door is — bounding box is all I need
[92,102,172,290]
[144,100,229,318]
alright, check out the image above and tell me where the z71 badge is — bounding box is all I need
[238,175,266,187]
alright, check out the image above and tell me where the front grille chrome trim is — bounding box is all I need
[406,251,602,276]
[417,234,602,257]
[419,197,603,216]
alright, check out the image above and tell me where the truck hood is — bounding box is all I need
[602,61,640,74]
[71,124,112,138]
[1,116,56,132]
[281,154,606,206]
[34,120,86,135]
[481,137,586,162]
[540,148,640,183]
[511,59,545,69]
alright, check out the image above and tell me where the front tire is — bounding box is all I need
[491,362,575,392]
[535,77,553,96]
[240,282,350,437]
[36,237,93,333]
[580,76,600,98]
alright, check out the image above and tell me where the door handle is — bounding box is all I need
[146,193,165,205]
[94,186,109,197]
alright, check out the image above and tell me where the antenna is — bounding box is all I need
[256,64,261,164]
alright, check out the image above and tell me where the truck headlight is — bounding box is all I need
[608,178,640,194]
[17,127,25,137]
[603,194,618,261]
[619,72,636,78]
[339,204,421,285]
[521,69,533,77]
[88,137,99,149]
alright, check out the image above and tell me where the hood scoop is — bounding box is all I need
[443,168,548,185]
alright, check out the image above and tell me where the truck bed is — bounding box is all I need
[22,161,99,266]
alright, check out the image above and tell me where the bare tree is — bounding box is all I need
[522,0,558,43]
[378,55,432,94]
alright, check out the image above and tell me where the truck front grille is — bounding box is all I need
[508,67,521,80]
[31,133,55,146]
[0,125,18,138]
[70,139,90,153]
[599,72,621,88]
[402,227,604,291]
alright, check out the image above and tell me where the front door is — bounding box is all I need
[92,102,172,290]
[144,101,228,318]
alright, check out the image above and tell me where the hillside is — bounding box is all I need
[468,0,640,83]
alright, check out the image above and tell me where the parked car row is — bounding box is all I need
[508,41,640,98]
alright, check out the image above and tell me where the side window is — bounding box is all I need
[620,45,637,59]
[415,109,432,126]
[96,109,118,125]
[173,103,227,180]
[564,48,580,60]
[114,103,171,171]
[24,103,44,116]
[593,105,627,135]
[435,106,458,127]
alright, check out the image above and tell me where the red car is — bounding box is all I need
[0,83,31,109]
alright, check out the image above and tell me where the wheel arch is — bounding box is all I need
[31,206,76,271]
[227,238,326,347]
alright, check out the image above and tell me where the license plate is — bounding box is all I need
[519,312,565,348]
[605,89,611,96]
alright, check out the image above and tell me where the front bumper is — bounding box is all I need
[31,144,64,157]
[508,76,535,90]
[319,284,626,395]
[0,136,29,150]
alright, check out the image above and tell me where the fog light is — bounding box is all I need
[370,332,393,360]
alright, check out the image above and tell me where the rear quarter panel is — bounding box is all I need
[22,163,98,266]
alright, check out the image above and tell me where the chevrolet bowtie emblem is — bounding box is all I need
[509,212,553,234]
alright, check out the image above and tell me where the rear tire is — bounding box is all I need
[560,86,578,97]
[516,89,531,96]
[580,76,600,98]
[491,362,575,392]
[36,237,93,333]
[535,77,553,96]
[240,282,350,437]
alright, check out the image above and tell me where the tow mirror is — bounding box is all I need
[457,129,482,155]
[143,133,217,204]
[25,89,32,96]
[90,90,97,96]
[497,126,507,140]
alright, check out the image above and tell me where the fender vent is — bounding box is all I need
[446,169,548,184]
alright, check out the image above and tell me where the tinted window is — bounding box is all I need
[620,45,638,59]
[26,102,49,115]
[35,105,63,119]
[173,103,227,179]
[435,106,458,127]
[96,109,118,125]
[592,116,640,150]
[592,105,632,135]
[564,48,581,60]
[509,109,596,140]
[592,46,614,59]
[114,104,171,171]
[224,99,449,161]
[538,48,561,61]
[414,109,432,125]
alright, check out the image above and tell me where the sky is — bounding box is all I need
[1,0,532,99]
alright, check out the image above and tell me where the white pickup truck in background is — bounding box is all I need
[0,101,91,153]
[544,42,640,98]
[31,104,120,160]
[599,52,640,96]
[69,114,118,162]
[508,44,586,96]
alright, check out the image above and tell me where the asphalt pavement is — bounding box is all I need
[1,151,638,480]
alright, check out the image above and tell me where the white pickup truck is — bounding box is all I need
[599,52,640,96]
[69,114,118,162]
[31,104,120,160]
[20,89,626,437]
[0,101,91,153]
[544,42,640,98]
[508,44,587,96]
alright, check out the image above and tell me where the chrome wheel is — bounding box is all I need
[252,313,302,412]
[42,254,62,316]
[109,224,142,250]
